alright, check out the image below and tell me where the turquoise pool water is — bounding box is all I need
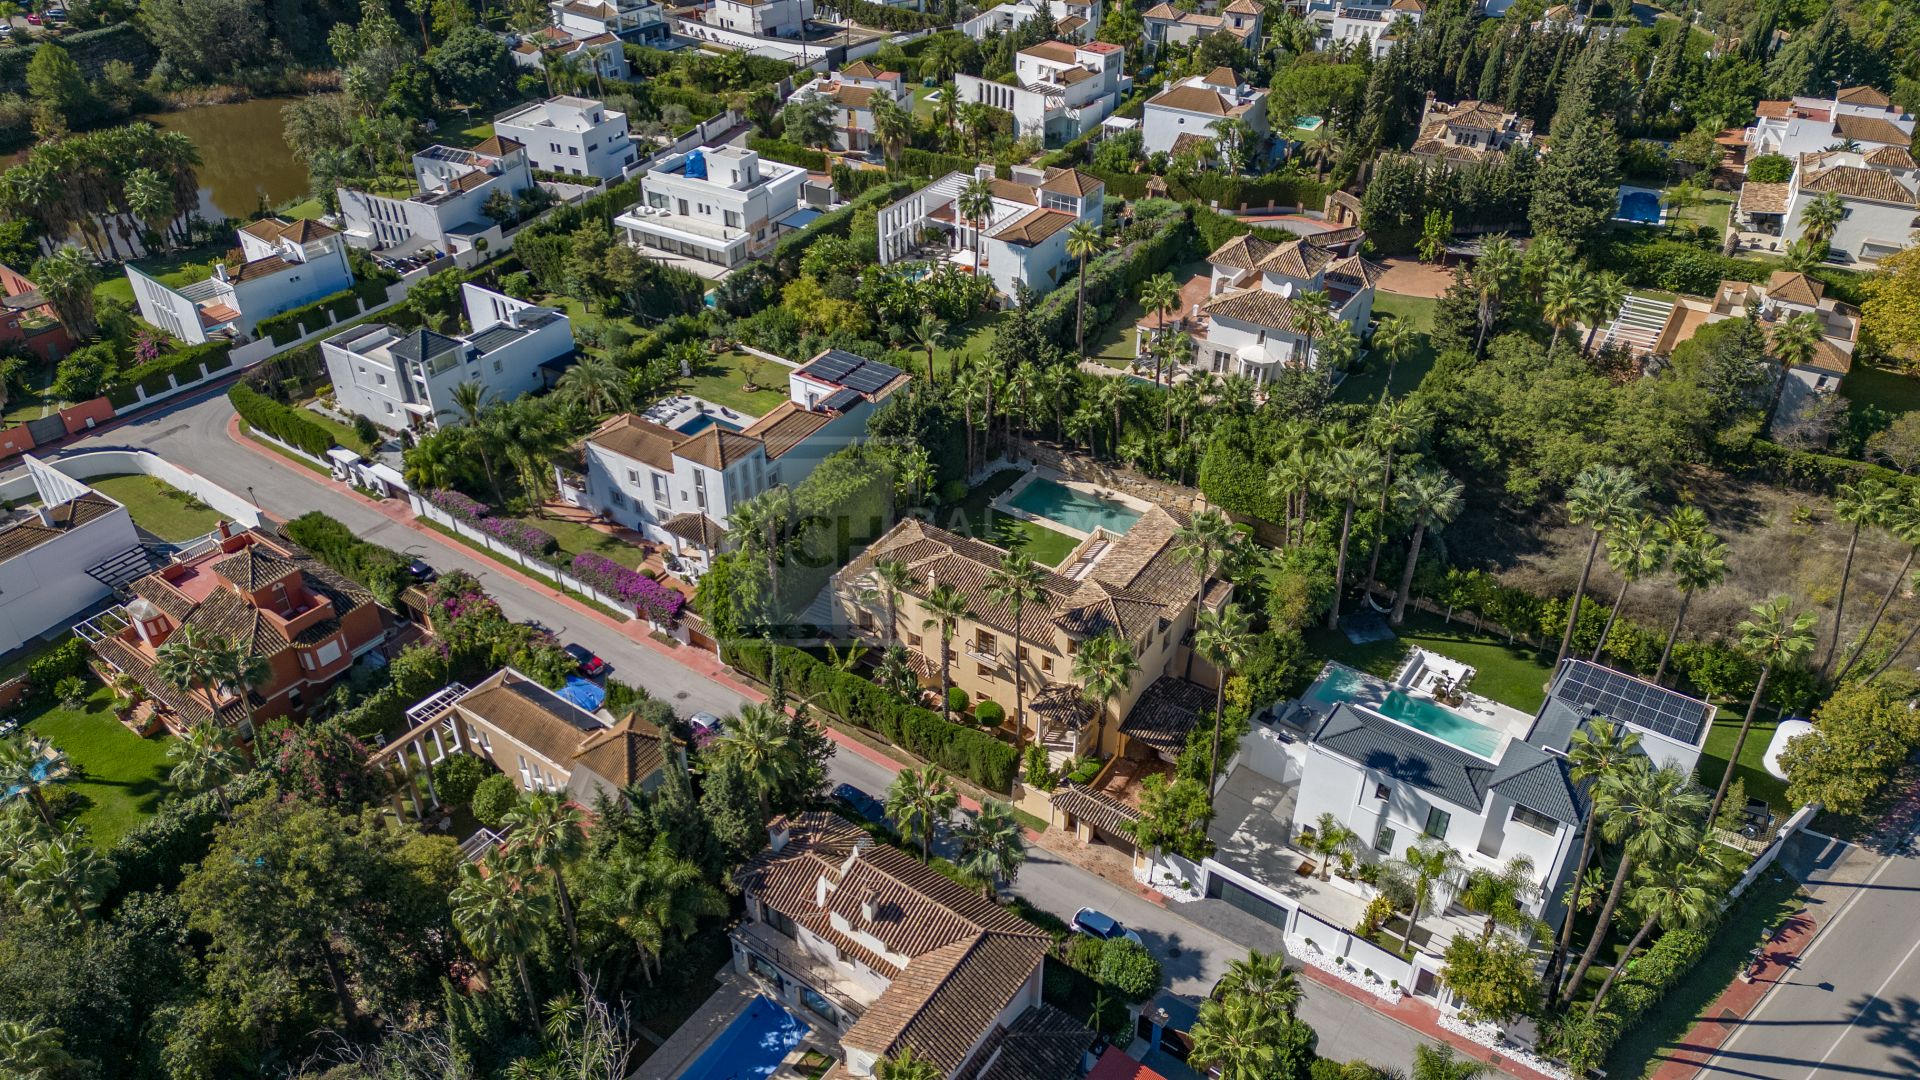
[676,413,744,435]
[680,995,807,1080]
[1313,665,1503,758]
[1007,478,1142,535]
[1294,115,1325,130]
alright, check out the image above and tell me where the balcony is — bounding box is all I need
[964,645,1002,668]
[260,594,336,638]
[733,922,876,1018]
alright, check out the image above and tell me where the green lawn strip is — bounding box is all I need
[1086,257,1209,369]
[1664,185,1734,236]
[1601,869,1804,1079]
[86,473,225,541]
[937,469,1081,566]
[237,421,332,476]
[1842,358,1920,419]
[930,310,1009,378]
[28,683,175,848]
[92,240,233,309]
[1336,291,1440,404]
[295,407,375,456]
[1304,609,1554,714]
[1695,714,1791,814]
[415,518,632,623]
[518,512,649,569]
[280,196,327,220]
[685,349,790,417]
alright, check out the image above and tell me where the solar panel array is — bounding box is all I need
[1554,660,1712,745]
[802,350,903,395]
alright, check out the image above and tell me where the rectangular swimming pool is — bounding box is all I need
[1007,478,1142,535]
[676,413,744,436]
[679,995,808,1080]
[1312,664,1504,758]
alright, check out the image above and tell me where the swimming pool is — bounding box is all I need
[1616,190,1662,224]
[1007,478,1142,535]
[1293,115,1325,131]
[676,413,744,436]
[3,757,50,800]
[679,995,808,1080]
[1312,665,1504,758]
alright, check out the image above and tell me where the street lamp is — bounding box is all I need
[247,485,259,508]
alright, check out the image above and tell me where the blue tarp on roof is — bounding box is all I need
[556,676,605,713]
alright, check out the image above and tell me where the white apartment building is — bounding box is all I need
[612,145,808,274]
[961,0,1102,42]
[1328,0,1423,57]
[788,62,907,157]
[0,457,141,658]
[336,138,534,256]
[1745,85,1915,163]
[129,217,354,345]
[493,95,637,179]
[710,0,813,37]
[877,163,1105,302]
[322,284,573,431]
[1142,66,1269,158]
[1142,0,1263,50]
[569,350,908,570]
[954,39,1125,145]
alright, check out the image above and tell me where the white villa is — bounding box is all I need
[550,0,668,40]
[1744,85,1916,165]
[961,0,1102,42]
[566,350,908,571]
[321,284,574,431]
[953,39,1126,145]
[788,62,908,158]
[493,95,637,180]
[710,0,812,37]
[1328,0,1423,56]
[336,138,534,256]
[509,27,633,83]
[1142,0,1263,50]
[129,218,354,346]
[613,145,809,276]
[1736,146,1920,264]
[0,457,141,658]
[1143,66,1269,158]
[1408,95,1534,166]
[877,163,1105,301]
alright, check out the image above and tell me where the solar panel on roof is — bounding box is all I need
[1552,661,1712,745]
[804,352,857,382]
[840,365,896,394]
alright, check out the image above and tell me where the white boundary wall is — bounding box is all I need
[0,450,264,530]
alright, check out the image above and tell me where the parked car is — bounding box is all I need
[687,711,723,746]
[563,644,607,678]
[24,13,39,23]
[1071,908,1145,946]
[832,783,888,826]
[406,558,437,584]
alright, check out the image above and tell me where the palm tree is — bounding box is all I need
[1555,465,1648,667]
[1470,235,1522,354]
[1708,597,1818,825]
[921,582,971,722]
[585,841,726,986]
[1542,719,1642,1004]
[1295,289,1333,365]
[1867,584,1920,681]
[1840,498,1920,679]
[870,95,913,164]
[1066,222,1106,358]
[1587,857,1719,1018]
[876,1047,942,1080]
[1801,191,1846,247]
[1189,992,1286,1080]
[1318,444,1386,630]
[1141,272,1182,387]
[1654,532,1729,683]
[1304,811,1357,882]
[886,764,956,862]
[1071,630,1139,756]
[910,312,948,385]
[0,736,68,827]
[869,559,915,647]
[1173,507,1234,679]
[1216,949,1302,1017]
[1369,317,1415,398]
[1542,265,1588,352]
[556,355,626,415]
[1822,479,1898,677]
[987,551,1048,749]
[451,858,549,1016]
[1390,468,1464,625]
[13,833,115,923]
[502,791,589,975]
[215,642,270,735]
[153,623,227,718]
[0,1017,76,1080]
[168,722,246,818]
[1094,375,1131,454]
[1560,762,1708,1001]
[1582,271,1629,353]
[1594,515,1668,661]
[1363,397,1431,591]
[1194,603,1251,792]
[1391,835,1463,952]
[713,703,800,821]
[1412,1043,1491,1080]
[1457,855,1538,942]
[444,380,504,500]
[958,175,996,279]
[1764,311,1824,429]
[957,799,1026,897]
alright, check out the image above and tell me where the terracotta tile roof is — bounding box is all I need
[211,546,300,590]
[570,712,668,791]
[1055,66,1095,86]
[840,60,882,78]
[1142,2,1179,15]
[1327,253,1387,288]
[1838,85,1892,107]
[1801,162,1918,205]
[834,84,877,108]
[1410,137,1496,162]
[229,255,290,283]
[956,1004,1098,1080]
[1051,781,1141,836]
[1208,232,1277,270]
[278,218,338,243]
[1224,0,1262,12]
[989,178,1040,205]
[458,669,606,769]
[1864,145,1918,168]
[1170,132,1216,156]
[1435,101,1518,131]
[1028,682,1095,730]
[1755,99,1793,120]
[1256,237,1337,278]
[127,534,375,664]
[0,492,118,561]
[741,401,834,460]
[239,218,287,241]
[1766,269,1825,306]
[1150,84,1229,116]
[1117,675,1216,756]
[676,427,762,470]
[1392,0,1426,9]
[1739,181,1792,214]
[1834,113,1912,147]
[93,634,248,727]
[1038,167,1102,197]
[1057,15,1086,32]
[587,414,682,471]
[991,207,1077,245]
[844,932,1048,1075]
[1201,66,1239,88]
[1204,285,1308,331]
[1021,40,1080,63]
[471,135,524,157]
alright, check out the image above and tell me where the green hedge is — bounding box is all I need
[767,180,916,282]
[283,511,413,608]
[1029,199,1191,347]
[1730,439,1920,496]
[105,341,235,405]
[747,136,827,171]
[25,638,89,700]
[731,642,1019,791]
[898,148,1003,181]
[230,383,336,459]
[258,278,390,346]
[1549,928,1709,1074]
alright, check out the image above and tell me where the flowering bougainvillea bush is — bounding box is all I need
[428,490,557,558]
[428,489,488,521]
[571,552,685,623]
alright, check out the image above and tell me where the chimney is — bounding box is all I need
[974,163,995,183]
[31,504,54,527]
[769,817,791,851]
[859,886,879,924]
[217,520,235,540]
[126,597,172,648]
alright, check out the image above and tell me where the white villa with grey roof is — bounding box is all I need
[321,284,574,431]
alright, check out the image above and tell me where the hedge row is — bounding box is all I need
[731,641,1018,791]
[898,147,1003,181]
[101,341,235,408]
[258,278,389,345]
[229,383,336,459]
[1084,168,1330,211]
[767,180,916,281]
[1728,439,1920,497]
[747,136,827,171]
[1028,200,1191,347]
[1550,928,1709,1074]
[283,511,414,609]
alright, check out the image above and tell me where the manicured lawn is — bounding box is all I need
[1305,609,1555,714]
[930,310,1008,378]
[1696,712,1791,814]
[521,512,648,569]
[87,473,225,541]
[1335,291,1439,404]
[1666,184,1734,237]
[1842,357,1920,420]
[93,240,230,308]
[2,363,60,424]
[298,406,377,456]
[280,196,327,221]
[25,682,175,848]
[944,468,1081,567]
[1084,258,1210,370]
[685,349,791,417]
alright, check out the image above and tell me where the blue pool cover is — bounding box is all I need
[680,995,808,1080]
[557,677,605,713]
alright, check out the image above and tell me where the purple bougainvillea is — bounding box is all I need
[428,490,556,558]
[428,489,488,522]
[571,552,685,623]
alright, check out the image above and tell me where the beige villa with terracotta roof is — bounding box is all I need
[790,63,908,158]
[953,39,1126,146]
[1409,94,1534,165]
[1143,0,1262,50]
[1142,66,1269,157]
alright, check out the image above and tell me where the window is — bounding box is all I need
[764,905,798,938]
[608,490,626,508]
[800,987,836,1023]
[1424,806,1451,840]
[651,473,670,503]
[1373,825,1397,854]
[975,630,997,652]
[568,146,580,156]
[315,639,343,667]
[627,469,640,483]
[908,633,923,648]
[977,662,994,679]
[1041,655,1054,673]
[725,210,742,228]
[1511,805,1559,834]
[1373,783,1391,802]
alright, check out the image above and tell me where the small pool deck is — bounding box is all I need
[1304,655,1535,759]
[990,468,1153,541]
[641,393,757,433]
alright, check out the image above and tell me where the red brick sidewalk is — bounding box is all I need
[1644,905,1818,1080]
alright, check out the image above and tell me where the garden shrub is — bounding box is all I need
[471,773,520,826]
[746,137,826,171]
[1746,154,1793,183]
[1096,938,1162,1002]
[284,511,413,608]
[946,686,970,714]
[107,771,270,902]
[571,552,687,623]
[25,637,89,699]
[230,383,336,458]
[974,700,1005,727]
[432,753,489,808]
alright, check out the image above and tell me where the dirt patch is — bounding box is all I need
[1375,257,1457,299]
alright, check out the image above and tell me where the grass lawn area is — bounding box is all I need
[1601,869,1804,1079]
[93,240,230,308]
[685,349,791,417]
[1335,291,1439,404]
[1695,713,1791,814]
[910,85,940,120]
[26,682,175,848]
[1304,609,1555,714]
[297,406,377,456]
[87,473,225,541]
[945,468,1081,567]
[1842,357,1920,420]
[1084,258,1210,370]
[521,512,648,569]
[1666,184,1734,237]
[930,310,1008,378]
[280,196,327,221]
[2,363,60,425]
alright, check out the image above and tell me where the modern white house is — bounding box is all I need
[1744,85,1916,164]
[129,218,354,345]
[0,457,141,659]
[961,0,1102,42]
[1408,94,1534,166]
[953,39,1126,145]
[336,138,534,256]
[1142,66,1269,158]
[567,350,908,571]
[613,145,809,276]
[321,284,574,431]
[1327,0,1423,56]
[493,95,637,180]
[788,62,908,157]
[876,163,1105,301]
[709,0,812,37]
[1141,0,1263,50]
[509,27,633,81]
[549,0,668,40]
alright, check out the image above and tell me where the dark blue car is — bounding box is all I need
[833,783,888,826]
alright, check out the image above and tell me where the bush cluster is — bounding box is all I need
[230,383,337,458]
[106,341,236,407]
[746,136,826,171]
[1027,199,1189,347]
[1546,928,1709,1074]
[1059,933,1163,1003]
[283,512,414,609]
[256,280,388,345]
[24,637,89,700]
[427,490,556,559]
[570,552,686,623]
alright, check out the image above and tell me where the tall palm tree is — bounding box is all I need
[1555,465,1648,667]
[1141,272,1182,387]
[1369,317,1415,400]
[870,559,915,647]
[1363,398,1431,591]
[1840,498,1920,679]
[168,722,246,818]
[451,857,549,1016]
[1216,949,1302,1017]
[0,1017,76,1080]
[13,833,115,923]
[1867,581,1920,681]
[1071,630,1138,756]
[1094,375,1131,454]
[556,355,626,415]
[1470,235,1522,354]
[1542,718,1642,1005]
[987,551,1048,748]
[1708,597,1818,826]
[1189,992,1286,1080]
[0,737,68,827]
[921,582,971,722]
[1800,191,1845,248]
[1594,515,1668,661]
[1587,857,1719,1018]
[1194,603,1251,792]
[1295,289,1333,365]
[1066,222,1106,359]
[585,841,726,985]
[1542,265,1589,353]
[503,791,589,976]
[957,175,996,279]
[957,799,1026,898]
[910,311,948,385]
[444,380,503,501]
[215,642,270,735]
[1318,443,1386,631]
[876,1047,943,1080]
[1412,1043,1491,1080]
[713,703,801,821]
[1457,855,1538,943]
[1764,311,1824,429]
[1391,835,1463,952]
[1581,271,1629,353]
[153,624,227,718]
[1174,508,1234,679]
[1654,532,1729,683]
[1560,761,1707,1000]
[869,95,913,164]
[886,764,956,862]
[1822,479,1898,677]
[1390,468,1464,625]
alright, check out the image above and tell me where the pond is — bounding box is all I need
[142,98,312,221]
